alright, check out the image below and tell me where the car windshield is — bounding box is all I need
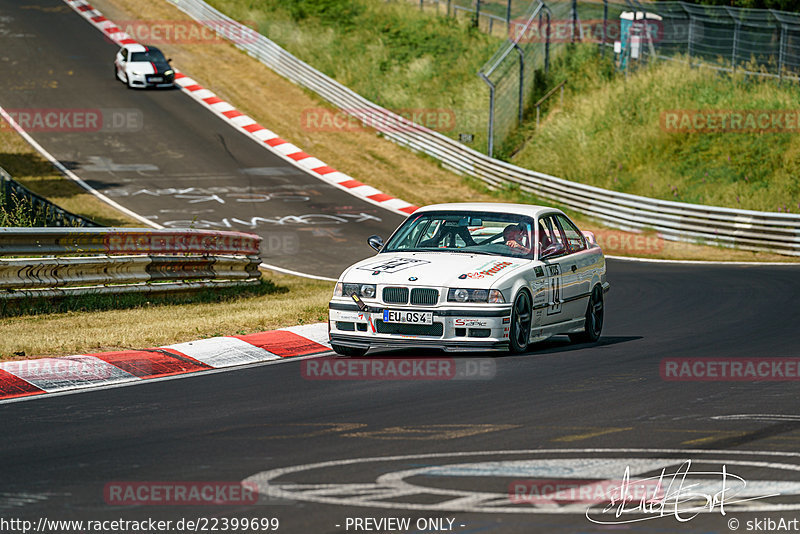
[382,211,535,259]
[130,50,167,63]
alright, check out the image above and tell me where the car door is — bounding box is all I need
[537,214,569,326]
[554,214,590,320]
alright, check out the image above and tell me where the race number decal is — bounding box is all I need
[547,263,562,315]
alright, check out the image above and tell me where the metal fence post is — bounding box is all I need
[545,11,551,73]
[571,0,578,42]
[602,0,608,56]
[507,0,512,29]
[779,25,786,82]
[447,0,451,16]
[687,15,694,64]
[479,73,495,157]
[514,42,524,124]
[475,0,482,28]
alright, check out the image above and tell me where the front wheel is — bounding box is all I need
[331,343,368,357]
[569,285,604,343]
[508,290,532,353]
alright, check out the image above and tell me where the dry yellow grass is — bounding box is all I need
[0,270,331,360]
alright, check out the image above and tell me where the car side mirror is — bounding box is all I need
[167,58,172,63]
[540,242,565,260]
[367,235,384,252]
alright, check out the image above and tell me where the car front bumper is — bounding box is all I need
[127,73,175,88]
[328,300,513,352]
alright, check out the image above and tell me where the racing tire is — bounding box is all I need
[569,284,604,344]
[331,344,368,357]
[508,290,532,354]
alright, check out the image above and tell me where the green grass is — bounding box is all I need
[509,46,800,212]
[0,190,54,227]
[206,0,503,150]
[205,1,799,213]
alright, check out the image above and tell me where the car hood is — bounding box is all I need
[127,61,171,75]
[339,251,530,288]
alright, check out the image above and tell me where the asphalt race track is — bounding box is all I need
[2,261,800,533]
[0,0,404,279]
[2,1,800,533]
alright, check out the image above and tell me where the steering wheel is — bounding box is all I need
[476,232,504,246]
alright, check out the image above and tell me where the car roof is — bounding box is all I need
[414,202,564,219]
[123,44,161,54]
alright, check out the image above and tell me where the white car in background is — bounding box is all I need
[328,203,609,356]
[114,44,175,88]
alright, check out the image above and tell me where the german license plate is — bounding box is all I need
[150,77,163,82]
[383,310,433,325]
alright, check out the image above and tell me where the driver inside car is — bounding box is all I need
[503,224,531,255]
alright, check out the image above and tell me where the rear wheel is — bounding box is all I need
[331,344,368,357]
[508,290,532,353]
[569,285,604,343]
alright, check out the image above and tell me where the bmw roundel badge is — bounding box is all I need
[408,276,418,281]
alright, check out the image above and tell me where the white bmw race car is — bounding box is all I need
[114,44,175,88]
[328,203,609,356]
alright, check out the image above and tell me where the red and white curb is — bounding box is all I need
[0,323,330,401]
[62,0,419,217]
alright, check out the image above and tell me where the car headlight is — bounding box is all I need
[447,288,504,303]
[164,70,174,76]
[131,71,143,76]
[334,282,376,299]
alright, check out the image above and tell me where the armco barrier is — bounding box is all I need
[168,0,800,256]
[0,228,262,298]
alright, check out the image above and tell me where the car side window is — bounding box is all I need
[537,215,566,257]
[556,215,586,253]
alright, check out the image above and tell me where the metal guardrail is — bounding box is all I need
[168,0,800,256]
[0,228,263,298]
[0,167,99,227]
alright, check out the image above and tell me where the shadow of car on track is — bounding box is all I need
[355,335,643,359]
